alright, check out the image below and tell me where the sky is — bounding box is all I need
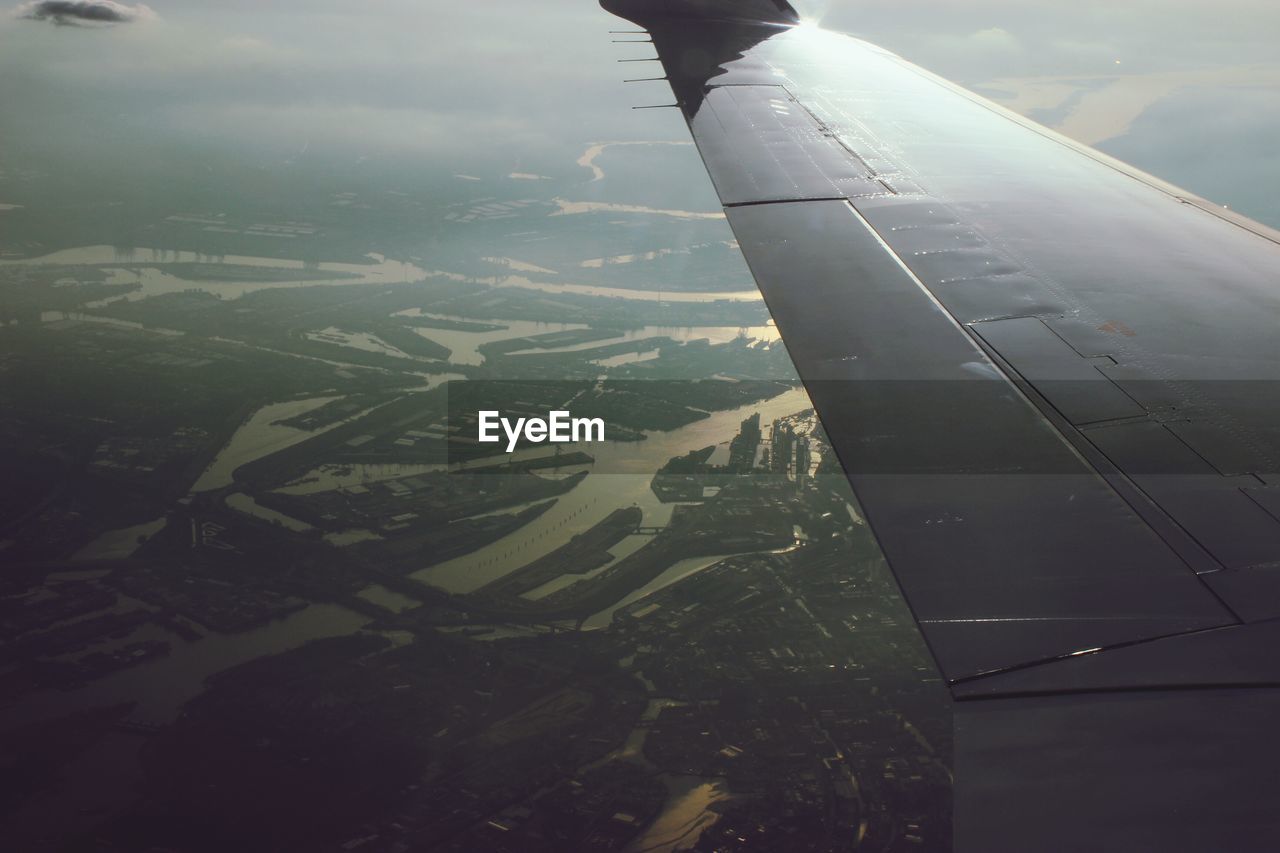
[814,0,1280,223]
[0,0,1276,226]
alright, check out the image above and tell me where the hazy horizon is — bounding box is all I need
[1,0,1277,230]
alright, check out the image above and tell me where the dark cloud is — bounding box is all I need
[16,0,156,26]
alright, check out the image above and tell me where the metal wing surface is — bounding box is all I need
[601,1,1280,849]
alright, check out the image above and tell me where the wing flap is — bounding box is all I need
[726,198,1233,680]
[955,687,1280,852]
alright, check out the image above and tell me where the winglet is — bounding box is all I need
[601,0,800,26]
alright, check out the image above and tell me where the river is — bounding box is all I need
[191,396,342,492]
[4,245,426,301]
[397,310,776,367]
[585,688,734,853]
[416,385,812,594]
[7,244,763,306]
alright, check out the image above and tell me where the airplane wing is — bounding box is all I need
[600,1,1280,849]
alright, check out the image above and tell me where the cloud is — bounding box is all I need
[969,27,1020,52]
[15,0,156,26]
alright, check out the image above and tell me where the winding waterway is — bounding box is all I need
[416,385,811,594]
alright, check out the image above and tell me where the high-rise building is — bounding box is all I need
[795,436,811,491]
